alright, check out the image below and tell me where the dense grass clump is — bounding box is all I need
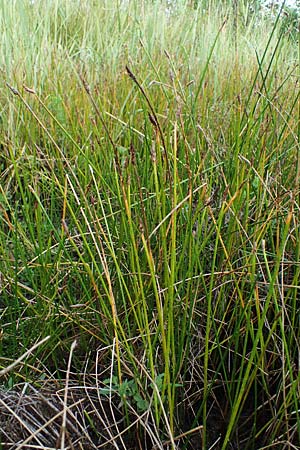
[0,1,299,449]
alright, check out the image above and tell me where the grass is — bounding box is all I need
[0,0,299,448]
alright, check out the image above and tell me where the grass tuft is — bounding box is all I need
[0,1,299,449]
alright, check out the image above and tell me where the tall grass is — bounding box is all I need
[0,0,299,449]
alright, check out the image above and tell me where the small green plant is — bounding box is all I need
[100,375,150,413]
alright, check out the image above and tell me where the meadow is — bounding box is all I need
[0,0,299,448]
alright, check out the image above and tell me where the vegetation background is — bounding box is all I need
[0,0,299,449]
